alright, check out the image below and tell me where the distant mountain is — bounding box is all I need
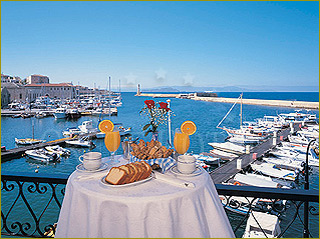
[121,84,319,92]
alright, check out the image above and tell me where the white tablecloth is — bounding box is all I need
[55,156,235,238]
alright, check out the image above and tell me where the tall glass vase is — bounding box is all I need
[152,131,159,141]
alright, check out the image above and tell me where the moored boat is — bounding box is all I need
[250,163,297,181]
[15,138,46,145]
[45,145,71,157]
[65,136,95,148]
[242,211,281,238]
[25,149,60,162]
[54,108,67,119]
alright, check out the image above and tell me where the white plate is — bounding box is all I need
[100,174,153,187]
[170,165,202,176]
[76,163,108,173]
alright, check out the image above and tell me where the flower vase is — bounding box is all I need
[152,131,159,141]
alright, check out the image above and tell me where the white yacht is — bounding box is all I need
[65,136,95,147]
[45,145,71,157]
[78,120,98,134]
[25,149,60,162]
[208,142,248,155]
[54,108,67,119]
[243,211,281,238]
[251,163,297,181]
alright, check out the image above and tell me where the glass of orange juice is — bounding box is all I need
[173,128,190,155]
[104,128,121,164]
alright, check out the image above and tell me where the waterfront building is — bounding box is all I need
[1,86,10,108]
[1,74,23,84]
[1,82,27,103]
[25,83,76,100]
[26,74,50,84]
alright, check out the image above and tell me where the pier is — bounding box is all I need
[193,96,319,109]
[210,124,300,184]
[1,132,98,161]
[136,93,319,109]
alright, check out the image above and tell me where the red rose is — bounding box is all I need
[159,102,168,109]
[144,100,155,109]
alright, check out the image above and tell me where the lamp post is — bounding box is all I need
[303,138,316,238]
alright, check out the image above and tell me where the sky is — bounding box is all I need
[1,1,319,90]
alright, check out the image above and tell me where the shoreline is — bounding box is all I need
[136,93,319,109]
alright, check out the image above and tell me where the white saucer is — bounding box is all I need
[76,163,108,173]
[170,165,202,176]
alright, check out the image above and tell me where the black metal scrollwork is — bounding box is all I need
[221,195,318,238]
[1,177,66,238]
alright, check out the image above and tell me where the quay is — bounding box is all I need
[193,96,319,110]
[136,93,319,109]
[210,123,300,184]
[1,109,55,117]
[1,132,98,161]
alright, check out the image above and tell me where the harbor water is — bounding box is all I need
[1,92,319,237]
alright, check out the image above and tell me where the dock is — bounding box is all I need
[193,96,319,109]
[210,124,300,184]
[135,93,318,109]
[1,132,98,162]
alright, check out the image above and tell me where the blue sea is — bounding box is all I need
[1,92,319,237]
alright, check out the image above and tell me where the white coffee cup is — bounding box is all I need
[79,152,102,171]
[177,155,196,174]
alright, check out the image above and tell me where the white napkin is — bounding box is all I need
[153,171,195,188]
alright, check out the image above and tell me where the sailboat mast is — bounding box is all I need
[240,93,243,128]
[32,119,34,140]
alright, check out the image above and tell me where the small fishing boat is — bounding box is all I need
[35,112,47,118]
[45,145,71,157]
[54,108,67,119]
[65,136,95,148]
[21,113,32,118]
[25,149,60,162]
[288,135,310,145]
[62,127,82,137]
[242,211,281,238]
[66,108,81,119]
[219,195,286,216]
[15,138,46,145]
[78,120,98,134]
[251,163,297,181]
[208,142,248,155]
[226,134,261,144]
[209,149,238,161]
[11,113,22,118]
[263,157,303,172]
[193,154,221,165]
[232,173,292,188]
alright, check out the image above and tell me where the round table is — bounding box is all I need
[55,156,235,238]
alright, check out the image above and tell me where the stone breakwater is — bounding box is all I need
[193,96,319,109]
[136,93,318,109]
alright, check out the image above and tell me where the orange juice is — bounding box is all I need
[104,131,120,152]
[173,132,190,154]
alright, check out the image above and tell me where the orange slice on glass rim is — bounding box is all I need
[99,120,114,133]
[181,121,197,135]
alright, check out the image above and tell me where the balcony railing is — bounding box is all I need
[1,172,319,238]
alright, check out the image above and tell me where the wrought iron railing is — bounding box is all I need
[1,172,319,238]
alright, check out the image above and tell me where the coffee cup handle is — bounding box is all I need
[79,156,84,163]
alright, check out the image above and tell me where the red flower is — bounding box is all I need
[144,100,155,109]
[159,102,168,109]
[159,102,171,112]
